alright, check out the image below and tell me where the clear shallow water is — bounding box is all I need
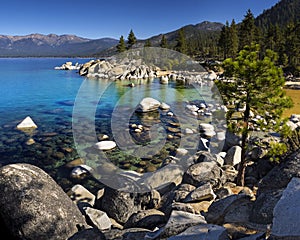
[0,58,216,191]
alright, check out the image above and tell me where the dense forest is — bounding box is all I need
[189,0,300,76]
[120,0,300,76]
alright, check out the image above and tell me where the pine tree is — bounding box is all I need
[144,39,151,47]
[285,22,300,74]
[116,35,126,53]
[239,10,257,50]
[215,44,293,186]
[228,19,239,58]
[218,21,230,59]
[160,35,168,48]
[175,28,187,54]
[127,29,137,49]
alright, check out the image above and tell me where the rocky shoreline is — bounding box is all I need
[0,148,299,239]
[1,104,300,239]
[1,58,299,239]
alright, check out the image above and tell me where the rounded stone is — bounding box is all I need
[0,163,87,240]
[146,165,157,172]
[95,141,116,150]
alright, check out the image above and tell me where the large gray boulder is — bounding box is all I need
[250,150,300,225]
[182,161,226,188]
[183,182,216,203]
[271,177,300,239]
[205,194,252,225]
[0,163,87,240]
[136,97,161,113]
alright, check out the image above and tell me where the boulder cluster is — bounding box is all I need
[78,59,157,80]
[54,61,82,70]
[0,149,299,239]
[3,61,300,239]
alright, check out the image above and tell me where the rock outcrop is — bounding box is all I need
[54,61,81,70]
[0,163,87,240]
[271,177,300,239]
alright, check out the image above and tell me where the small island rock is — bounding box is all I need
[16,116,38,129]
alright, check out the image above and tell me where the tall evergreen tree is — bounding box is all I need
[144,39,152,47]
[127,29,137,49]
[215,44,293,186]
[160,35,168,48]
[175,28,187,54]
[238,10,257,49]
[228,19,239,58]
[218,21,230,59]
[116,35,126,53]
[285,22,300,74]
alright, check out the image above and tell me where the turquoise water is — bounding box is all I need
[0,58,218,191]
[0,58,85,124]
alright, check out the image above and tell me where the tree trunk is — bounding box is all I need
[236,99,250,186]
[237,130,248,186]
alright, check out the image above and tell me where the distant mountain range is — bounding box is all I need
[0,21,222,57]
[0,34,118,57]
[0,0,297,57]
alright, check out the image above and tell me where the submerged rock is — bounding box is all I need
[94,141,116,150]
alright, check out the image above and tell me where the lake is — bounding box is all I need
[0,58,222,191]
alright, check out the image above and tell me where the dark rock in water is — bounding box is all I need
[0,163,87,240]
[56,100,75,106]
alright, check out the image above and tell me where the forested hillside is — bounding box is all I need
[217,0,300,76]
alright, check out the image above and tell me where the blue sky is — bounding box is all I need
[1,0,279,39]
